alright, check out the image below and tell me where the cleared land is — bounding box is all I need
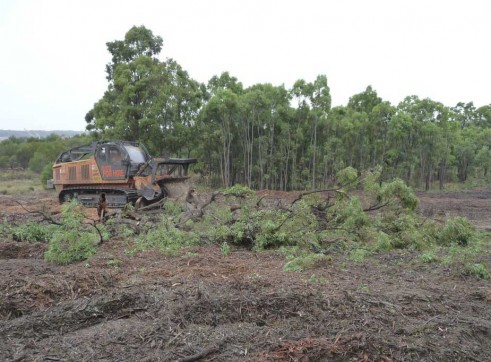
[0,189,490,361]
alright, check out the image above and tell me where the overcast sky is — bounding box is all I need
[0,0,490,131]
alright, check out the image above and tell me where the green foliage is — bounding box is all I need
[192,204,236,242]
[44,201,100,264]
[28,153,49,173]
[86,26,202,157]
[41,162,54,185]
[380,179,419,210]
[0,135,67,173]
[163,200,186,218]
[107,258,122,268]
[191,197,319,250]
[382,213,426,249]
[111,222,135,238]
[180,169,487,279]
[420,251,438,263]
[5,27,491,192]
[223,184,254,197]
[12,222,54,243]
[336,167,358,188]
[437,217,478,246]
[374,232,393,251]
[253,203,318,249]
[435,227,489,279]
[462,263,490,280]
[363,167,418,210]
[45,232,98,265]
[0,219,11,237]
[348,248,369,263]
[220,241,230,257]
[283,248,330,272]
[8,23,487,272]
[333,196,369,233]
[136,216,199,255]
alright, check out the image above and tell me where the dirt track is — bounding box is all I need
[1,190,490,361]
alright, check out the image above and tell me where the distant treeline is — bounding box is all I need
[0,134,93,184]
[2,26,491,192]
[0,130,83,141]
[82,26,491,191]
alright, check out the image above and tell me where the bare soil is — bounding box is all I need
[0,190,490,361]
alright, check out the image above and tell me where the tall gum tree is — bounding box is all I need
[200,72,243,187]
[85,26,202,156]
[308,75,331,189]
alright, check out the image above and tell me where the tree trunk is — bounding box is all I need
[439,160,446,190]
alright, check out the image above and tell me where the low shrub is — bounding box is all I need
[348,248,369,263]
[223,184,254,197]
[136,216,199,255]
[44,231,98,264]
[437,217,478,246]
[462,263,490,280]
[12,221,54,242]
[420,251,438,263]
[44,200,103,264]
[283,253,330,272]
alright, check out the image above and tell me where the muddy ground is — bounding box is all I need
[0,190,490,361]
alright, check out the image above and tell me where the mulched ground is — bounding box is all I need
[0,190,490,361]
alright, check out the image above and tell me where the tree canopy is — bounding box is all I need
[10,25,491,193]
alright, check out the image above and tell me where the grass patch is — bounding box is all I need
[282,247,331,272]
[462,263,490,280]
[348,248,369,263]
[0,170,44,195]
[420,251,438,263]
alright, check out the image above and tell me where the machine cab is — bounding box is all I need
[95,142,150,180]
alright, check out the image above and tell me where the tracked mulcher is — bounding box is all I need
[49,141,196,208]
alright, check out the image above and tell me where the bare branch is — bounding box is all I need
[10,198,62,225]
[291,187,349,206]
[363,201,391,212]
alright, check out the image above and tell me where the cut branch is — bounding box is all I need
[363,201,390,212]
[177,345,219,362]
[291,187,349,206]
[10,199,62,225]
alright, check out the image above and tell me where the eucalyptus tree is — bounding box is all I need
[308,75,331,188]
[451,102,477,129]
[85,26,203,156]
[475,128,491,177]
[396,96,450,190]
[370,101,395,171]
[290,75,331,189]
[321,106,350,184]
[476,104,491,128]
[201,89,239,187]
[386,111,419,183]
[274,101,296,190]
[239,86,266,188]
[104,25,163,81]
[241,84,293,189]
[346,86,384,171]
[454,127,478,183]
[290,79,312,189]
[200,73,243,187]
